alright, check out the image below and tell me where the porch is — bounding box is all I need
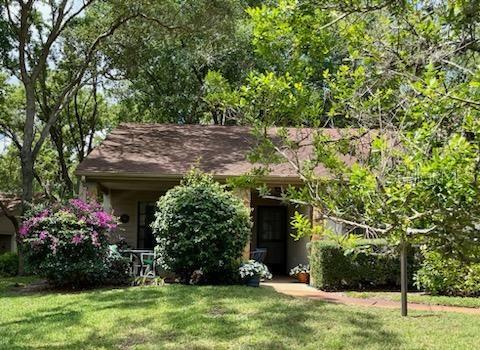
[80,178,311,275]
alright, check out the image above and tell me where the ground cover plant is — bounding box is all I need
[1,276,480,350]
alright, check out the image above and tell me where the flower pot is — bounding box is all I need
[245,276,260,287]
[297,272,309,284]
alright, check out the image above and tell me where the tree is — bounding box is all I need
[99,0,256,124]
[218,0,480,316]
[0,0,141,212]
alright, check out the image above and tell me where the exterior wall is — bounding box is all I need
[286,205,310,271]
[312,207,344,236]
[0,215,16,253]
[110,189,165,248]
[232,188,252,259]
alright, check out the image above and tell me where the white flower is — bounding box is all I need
[289,264,310,276]
[239,260,272,280]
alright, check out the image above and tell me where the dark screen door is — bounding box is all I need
[257,206,287,273]
[138,202,156,249]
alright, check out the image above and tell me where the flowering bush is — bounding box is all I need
[289,264,310,277]
[19,199,128,288]
[239,260,272,280]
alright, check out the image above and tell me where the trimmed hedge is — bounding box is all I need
[0,252,18,277]
[309,240,417,291]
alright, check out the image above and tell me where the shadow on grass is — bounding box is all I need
[1,284,401,349]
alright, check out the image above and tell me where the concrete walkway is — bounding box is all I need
[262,278,480,315]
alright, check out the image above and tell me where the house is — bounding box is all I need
[76,123,353,274]
[0,194,20,253]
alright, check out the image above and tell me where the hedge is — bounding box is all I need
[309,240,418,291]
[0,252,18,277]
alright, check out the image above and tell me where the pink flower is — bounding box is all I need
[19,225,29,237]
[71,233,84,245]
[69,199,91,212]
[94,211,116,230]
[50,237,59,254]
[39,231,48,240]
[37,209,50,218]
[91,231,100,247]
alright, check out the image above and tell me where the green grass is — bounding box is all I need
[0,275,39,293]
[1,278,480,349]
[345,291,480,309]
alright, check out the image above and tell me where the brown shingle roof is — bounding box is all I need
[76,123,371,180]
[0,193,22,214]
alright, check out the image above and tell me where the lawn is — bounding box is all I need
[345,291,480,309]
[1,278,480,349]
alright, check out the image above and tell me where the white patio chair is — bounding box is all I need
[139,252,156,278]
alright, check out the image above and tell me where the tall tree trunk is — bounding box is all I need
[50,126,74,195]
[18,84,37,275]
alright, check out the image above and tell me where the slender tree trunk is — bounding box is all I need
[18,84,37,275]
[50,126,74,195]
[400,239,408,316]
[18,156,35,276]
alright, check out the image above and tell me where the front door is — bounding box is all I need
[257,206,287,274]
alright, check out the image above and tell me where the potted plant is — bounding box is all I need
[289,264,310,283]
[239,260,272,287]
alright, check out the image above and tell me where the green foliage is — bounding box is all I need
[224,0,480,268]
[0,253,18,277]
[309,240,418,291]
[152,170,252,284]
[290,211,322,240]
[414,250,480,297]
[101,0,254,124]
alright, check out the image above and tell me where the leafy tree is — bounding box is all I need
[99,0,256,124]
[0,0,141,212]
[220,0,480,315]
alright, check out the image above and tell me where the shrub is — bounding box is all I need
[105,245,131,286]
[19,199,129,288]
[152,170,252,284]
[414,250,480,296]
[309,240,418,291]
[0,252,18,277]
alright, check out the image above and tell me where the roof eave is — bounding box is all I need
[75,170,303,185]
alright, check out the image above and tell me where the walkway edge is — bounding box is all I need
[262,280,480,315]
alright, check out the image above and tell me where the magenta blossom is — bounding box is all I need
[39,231,48,240]
[19,225,29,237]
[37,209,50,218]
[71,233,84,245]
[69,198,91,212]
[94,211,116,230]
[91,231,100,247]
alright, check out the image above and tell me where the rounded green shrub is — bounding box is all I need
[152,170,252,284]
[414,250,480,296]
[0,252,18,277]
